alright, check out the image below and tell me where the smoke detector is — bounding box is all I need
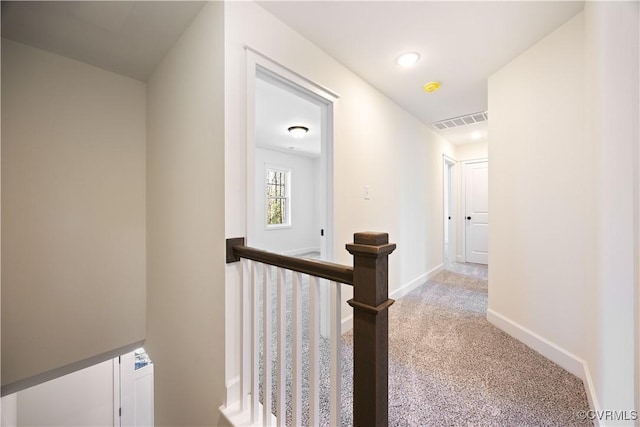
[423,81,441,93]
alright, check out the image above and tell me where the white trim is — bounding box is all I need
[281,247,321,257]
[443,154,457,164]
[461,157,489,164]
[245,52,257,247]
[244,46,340,100]
[486,309,583,377]
[224,375,241,411]
[582,363,602,427]
[392,263,444,301]
[487,309,602,420]
[219,401,277,427]
[442,155,456,263]
[461,162,467,263]
[245,48,336,261]
[264,224,292,230]
[341,264,444,334]
[226,46,338,417]
[341,315,353,336]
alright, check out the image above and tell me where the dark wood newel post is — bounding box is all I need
[346,232,396,427]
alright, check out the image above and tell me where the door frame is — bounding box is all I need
[461,158,488,264]
[245,47,337,262]
[442,155,456,263]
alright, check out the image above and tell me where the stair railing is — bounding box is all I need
[226,232,396,427]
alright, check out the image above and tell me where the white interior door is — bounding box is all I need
[464,160,489,264]
[119,349,154,427]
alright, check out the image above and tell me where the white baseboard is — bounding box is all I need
[281,247,320,256]
[341,315,353,335]
[224,376,240,409]
[487,308,601,418]
[219,400,277,427]
[456,255,464,263]
[390,263,444,301]
[582,362,602,427]
[340,264,444,334]
[487,308,583,377]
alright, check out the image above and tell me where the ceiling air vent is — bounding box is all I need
[433,111,488,131]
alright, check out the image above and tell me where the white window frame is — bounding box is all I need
[265,165,291,229]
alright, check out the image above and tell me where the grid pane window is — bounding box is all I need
[266,168,290,226]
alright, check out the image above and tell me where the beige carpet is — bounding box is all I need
[339,262,592,426]
[260,261,591,426]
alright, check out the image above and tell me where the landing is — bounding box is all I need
[341,262,591,426]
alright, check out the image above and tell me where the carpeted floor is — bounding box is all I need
[260,261,591,426]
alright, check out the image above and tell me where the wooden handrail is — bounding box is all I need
[226,232,395,427]
[226,237,354,285]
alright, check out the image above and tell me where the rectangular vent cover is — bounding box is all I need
[433,111,488,131]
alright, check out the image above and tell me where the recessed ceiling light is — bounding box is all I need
[471,131,482,141]
[288,126,309,139]
[396,52,420,68]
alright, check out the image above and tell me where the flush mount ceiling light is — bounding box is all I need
[423,81,441,93]
[288,126,309,139]
[471,131,483,141]
[396,52,420,68]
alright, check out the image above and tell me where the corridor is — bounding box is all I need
[339,263,591,426]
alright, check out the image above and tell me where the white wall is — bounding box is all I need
[224,0,454,409]
[489,5,639,418]
[145,2,226,426]
[1,39,146,391]
[455,141,488,161]
[16,360,113,427]
[584,1,638,418]
[253,148,320,254]
[488,12,592,372]
[225,0,454,294]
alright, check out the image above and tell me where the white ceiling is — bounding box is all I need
[439,121,488,146]
[1,1,584,145]
[259,1,584,143]
[1,1,206,81]
[256,77,322,158]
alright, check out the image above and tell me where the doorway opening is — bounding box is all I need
[245,50,337,337]
[246,53,335,263]
[0,349,154,427]
[443,155,456,263]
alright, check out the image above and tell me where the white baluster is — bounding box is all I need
[330,281,342,427]
[292,272,302,427]
[263,264,272,426]
[251,261,259,423]
[309,276,320,426]
[276,268,286,426]
[241,259,250,411]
